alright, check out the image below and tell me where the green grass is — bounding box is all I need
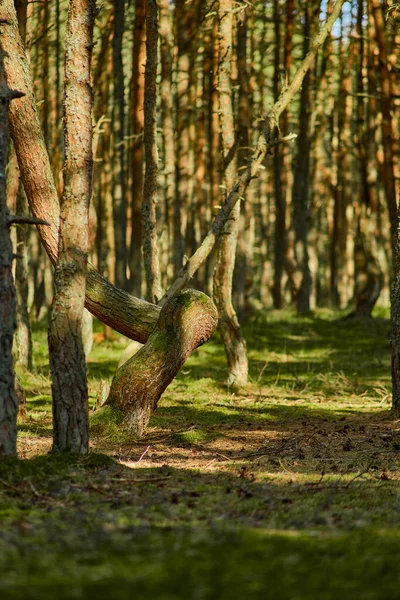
[4,308,400,598]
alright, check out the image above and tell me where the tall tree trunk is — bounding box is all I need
[12,0,31,370]
[129,0,146,296]
[112,0,128,289]
[159,0,175,290]
[173,0,195,277]
[272,0,285,309]
[213,0,248,387]
[0,48,22,455]
[370,0,397,261]
[291,0,315,314]
[15,184,32,370]
[142,0,162,303]
[49,0,96,454]
[235,7,255,319]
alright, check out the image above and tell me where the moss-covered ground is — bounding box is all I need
[2,308,400,598]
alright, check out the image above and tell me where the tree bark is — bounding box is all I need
[0,41,21,456]
[213,0,248,387]
[370,0,397,260]
[105,289,218,436]
[272,0,285,309]
[12,0,31,370]
[142,0,162,303]
[48,0,96,454]
[159,0,175,288]
[112,0,128,290]
[129,0,146,297]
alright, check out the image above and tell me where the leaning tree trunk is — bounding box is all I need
[48,0,96,454]
[104,289,218,436]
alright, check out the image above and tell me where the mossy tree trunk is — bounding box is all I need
[105,289,218,436]
[48,0,96,454]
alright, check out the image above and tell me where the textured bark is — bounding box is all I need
[272,0,285,309]
[0,48,19,456]
[159,0,175,285]
[235,8,254,318]
[112,0,128,290]
[49,0,96,454]
[142,0,162,303]
[370,0,397,260]
[106,289,218,436]
[173,0,195,277]
[1,1,161,343]
[291,1,317,314]
[12,0,31,370]
[129,0,146,296]
[213,0,248,387]
[204,11,220,297]
[15,183,32,370]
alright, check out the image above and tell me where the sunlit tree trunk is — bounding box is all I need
[159,0,175,289]
[142,0,162,303]
[235,6,255,319]
[213,0,248,387]
[291,1,315,314]
[129,0,146,296]
[12,0,32,370]
[112,0,128,289]
[49,0,96,453]
[173,0,195,277]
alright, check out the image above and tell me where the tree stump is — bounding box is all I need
[104,289,218,437]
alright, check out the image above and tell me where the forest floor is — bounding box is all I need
[1,308,400,599]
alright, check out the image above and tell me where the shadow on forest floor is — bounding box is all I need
[7,309,400,598]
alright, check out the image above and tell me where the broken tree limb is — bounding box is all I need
[7,215,49,226]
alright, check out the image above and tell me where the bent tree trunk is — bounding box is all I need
[104,289,218,436]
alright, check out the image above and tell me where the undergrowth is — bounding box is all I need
[3,308,400,599]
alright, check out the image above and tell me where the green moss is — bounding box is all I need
[89,405,125,438]
[10,307,398,598]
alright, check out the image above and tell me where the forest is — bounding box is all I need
[0,0,400,597]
